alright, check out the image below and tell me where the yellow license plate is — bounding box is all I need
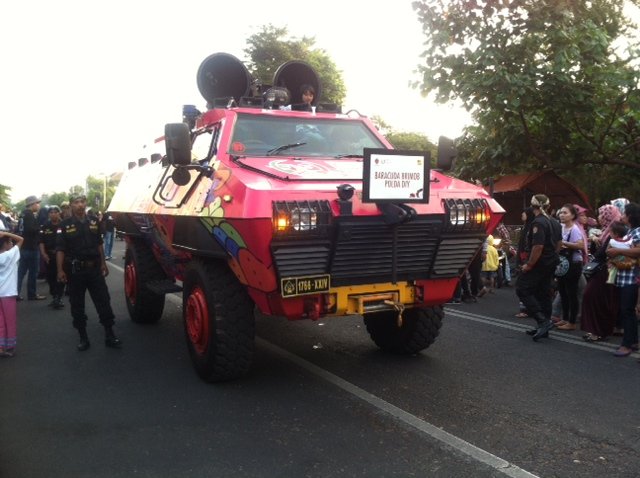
[281,275,331,298]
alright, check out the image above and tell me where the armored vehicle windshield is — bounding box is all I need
[229,113,386,158]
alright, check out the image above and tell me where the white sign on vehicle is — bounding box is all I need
[362,149,430,203]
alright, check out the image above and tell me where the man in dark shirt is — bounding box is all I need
[39,205,65,309]
[17,195,46,301]
[101,212,116,260]
[56,194,122,351]
[516,194,562,341]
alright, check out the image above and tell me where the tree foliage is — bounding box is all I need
[387,132,437,156]
[85,175,117,212]
[244,25,347,106]
[371,115,438,163]
[413,0,640,203]
[0,184,11,208]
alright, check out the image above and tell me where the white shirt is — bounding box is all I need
[609,237,632,249]
[0,245,21,297]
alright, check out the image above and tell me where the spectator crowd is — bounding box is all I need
[0,195,119,357]
[2,191,639,362]
[451,195,640,360]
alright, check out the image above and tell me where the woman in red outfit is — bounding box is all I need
[580,204,622,342]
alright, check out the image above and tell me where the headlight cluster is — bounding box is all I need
[443,198,490,231]
[272,200,332,236]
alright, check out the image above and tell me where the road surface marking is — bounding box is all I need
[256,337,539,478]
[111,260,538,475]
[445,308,639,356]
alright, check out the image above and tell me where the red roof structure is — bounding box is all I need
[489,170,592,225]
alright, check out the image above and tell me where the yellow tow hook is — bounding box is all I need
[384,300,405,327]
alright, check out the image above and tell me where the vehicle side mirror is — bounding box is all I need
[165,123,192,166]
[437,136,457,171]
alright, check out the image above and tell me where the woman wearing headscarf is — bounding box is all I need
[580,203,622,342]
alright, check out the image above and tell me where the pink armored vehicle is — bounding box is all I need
[109,53,504,382]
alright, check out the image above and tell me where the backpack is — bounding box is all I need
[17,214,25,236]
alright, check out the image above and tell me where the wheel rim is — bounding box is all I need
[124,262,137,305]
[186,286,210,356]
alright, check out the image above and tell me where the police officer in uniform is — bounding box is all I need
[56,194,122,351]
[39,205,65,309]
[516,194,562,341]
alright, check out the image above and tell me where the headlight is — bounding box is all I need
[448,202,469,226]
[443,198,490,231]
[291,207,317,231]
[272,200,331,236]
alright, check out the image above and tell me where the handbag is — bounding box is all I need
[555,255,570,277]
[555,227,577,278]
[583,260,605,280]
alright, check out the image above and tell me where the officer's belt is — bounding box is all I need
[70,259,100,269]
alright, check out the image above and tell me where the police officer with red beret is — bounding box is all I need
[56,194,122,351]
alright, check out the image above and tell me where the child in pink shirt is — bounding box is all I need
[0,229,24,357]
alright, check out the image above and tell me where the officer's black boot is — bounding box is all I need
[525,312,552,339]
[104,326,122,349]
[531,312,554,341]
[53,295,65,309]
[77,328,90,352]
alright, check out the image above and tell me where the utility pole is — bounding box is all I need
[103,174,107,210]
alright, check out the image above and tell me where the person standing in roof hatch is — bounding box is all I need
[56,194,121,351]
[301,84,315,107]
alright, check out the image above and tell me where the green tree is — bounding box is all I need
[43,192,71,208]
[387,131,437,155]
[370,115,393,136]
[413,0,640,202]
[244,25,347,106]
[0,184,11,208]
[85,175,118,212]
[371,115,437,159]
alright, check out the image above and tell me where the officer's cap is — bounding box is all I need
[69,194,87,203]
[25,195,41,206]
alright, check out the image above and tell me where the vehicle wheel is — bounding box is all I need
[183,260,255,382]
[124,240,166,324]
[363,306,443,354]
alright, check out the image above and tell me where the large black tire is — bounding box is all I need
[364,306,443,354]
[182,260,255,382]
[124,240,166,324]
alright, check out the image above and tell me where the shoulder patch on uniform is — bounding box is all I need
[532,226,538,234]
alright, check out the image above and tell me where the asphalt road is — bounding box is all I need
[2,239,639,478]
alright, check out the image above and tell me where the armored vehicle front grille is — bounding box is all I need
[432,237,485,276]
[271,215,486,287]
[272,244,331,277]
[329,218,441,285]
